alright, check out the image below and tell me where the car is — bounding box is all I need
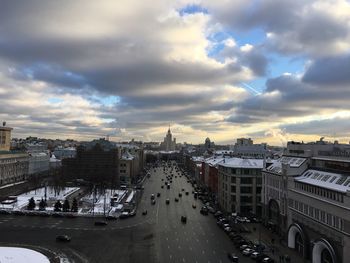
[224,226,232,233]
[239,244,250,251]
[261,257,274,263]
[185,191,189,195]
[200,207,209,215]
[181,216,187,223]
[166,199,170,204]
[161,185,164,188]
[242,248,254,256]
[129,210,136,217]
[151,194,155,200]
[175,198,179,202]
[167,185,170,189]
[151,199,156,205]
[181,188,185,191]
[94,221,108,226]
[142,210,148,215]
[178,193,182,197]
[157,193,161,197]
[119,212,129,219]
[56,235,71,242]
[250,252,261,260]
[192,204,196,209]
[227,253,239,262]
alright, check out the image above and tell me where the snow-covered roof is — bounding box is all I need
[204,156,225,167]
[219,158,264,169]
[191,156,205,162]
[295,169,350,193]
[265,156,306,174]
[122,151,134,160]
[115,143,140,150]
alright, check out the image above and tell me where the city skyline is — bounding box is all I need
[1,1,350,146]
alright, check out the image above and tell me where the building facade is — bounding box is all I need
[160,127,176,151]
[0,125,12,151]
[26,143,50,175]
[218,158,263,216]
[262,140,350,263]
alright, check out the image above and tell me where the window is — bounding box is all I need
[240,186,252,193]
[240,196,252,203]
[231,186,236,193]
[231,168,236,174]
[231,177,236,183]
[240,177,253,184]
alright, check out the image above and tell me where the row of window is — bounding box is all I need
[219,167,261,176]
[289,199,344,231]
[294,182,344,203]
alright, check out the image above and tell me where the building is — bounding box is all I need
[160,127,176,151]
[62,139,119,186]
[262,156,308,234]
[201,156,225,195]
[116,144,144,185]
[233,138,268,158]
[53,146,76,160]
[0,124,29,186]
[0,123,12,151]
[25,143,50,176]
[218,157,264,215]
[262,139,350,263]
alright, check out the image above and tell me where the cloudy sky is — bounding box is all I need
[1,0,350,145]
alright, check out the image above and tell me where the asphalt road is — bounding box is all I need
[0,163,252,263]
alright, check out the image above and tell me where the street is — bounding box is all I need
[0,163,252,263]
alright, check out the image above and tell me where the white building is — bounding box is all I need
[53,146,76,160]
[218,157,264,215]
[26,143,50,175]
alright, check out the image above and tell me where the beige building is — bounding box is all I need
[0,125,12,151]
[218,158,264,215]
[0,125,29,186]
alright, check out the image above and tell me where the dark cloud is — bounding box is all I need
[281,117,350,137]
[302,55,350,86]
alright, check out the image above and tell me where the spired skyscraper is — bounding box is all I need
[160,126,176,151]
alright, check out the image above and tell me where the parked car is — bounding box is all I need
[242,248,255,256]
[200,206,209,215]
[192,203,196,209]
[178,193,182,197]
[56,235,71,242]
[175,198,179,202]
[181,216,187,223]
[151,199,156,205]
[227,253,239,262]
[119,212,130,219]
[166,199,170,204]
[157,193,161,197]
[262,257,274,263]
[142,210,148,215]
[239,244,250,251]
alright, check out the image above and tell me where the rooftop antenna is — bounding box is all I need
[2,121,6,127]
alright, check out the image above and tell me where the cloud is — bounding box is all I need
[302,55,350,86]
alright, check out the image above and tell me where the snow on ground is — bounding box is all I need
[80,189,128,215]
[0,247,49,263]
[0,187,80,210]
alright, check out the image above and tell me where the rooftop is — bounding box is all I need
[295,169,350,193]
[219,157,264,169]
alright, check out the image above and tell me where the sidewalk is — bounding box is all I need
[242,223,310,263]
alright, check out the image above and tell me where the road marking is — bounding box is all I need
[189,247,192,251]
[182,258,185,262]
[202,250,205,254]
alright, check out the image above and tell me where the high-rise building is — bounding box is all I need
[160,127,176,151]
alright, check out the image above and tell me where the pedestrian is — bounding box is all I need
[281,255,285,263]
[279,255,282,263]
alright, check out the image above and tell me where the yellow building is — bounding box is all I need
[0,124,13,151]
